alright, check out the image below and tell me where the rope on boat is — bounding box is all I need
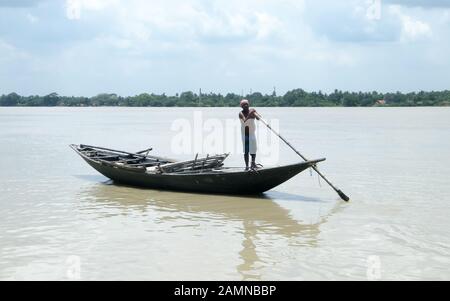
[309,165,322,187]
[312,164,322,187]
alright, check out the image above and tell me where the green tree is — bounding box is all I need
[282,89,307,106]
[42,92,60,106]
[0,92,20,106]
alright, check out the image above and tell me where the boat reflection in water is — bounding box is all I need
[77,179,344,280]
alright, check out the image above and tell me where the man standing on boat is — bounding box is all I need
[239,99,259,170]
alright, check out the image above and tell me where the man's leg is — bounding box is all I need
[244,153,249,170]
[244,126,250,170]
[251,154,257,169]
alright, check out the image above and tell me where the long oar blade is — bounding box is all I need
[336,189,350,202]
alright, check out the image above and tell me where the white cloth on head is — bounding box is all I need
[241,117,257,154]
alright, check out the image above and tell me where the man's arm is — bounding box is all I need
[247,109,259,121]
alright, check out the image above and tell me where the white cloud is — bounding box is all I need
[65,0,114,20]
[255,12,284,40]
[1,0,449,95]
[305,0,402,42]
[389,5,432,41]
[108,0,286,44]
[0,40,29,63]
[66,0,81,20]
[365,0,382,20]
[401,15,432,40]
[26,13,38,23]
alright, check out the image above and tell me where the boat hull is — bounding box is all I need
[72,145,323,194]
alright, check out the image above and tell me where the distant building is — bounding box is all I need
[376,99,386,105]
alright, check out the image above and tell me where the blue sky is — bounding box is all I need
[0,0,449,96]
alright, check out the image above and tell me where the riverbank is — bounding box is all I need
[2,89,449,107]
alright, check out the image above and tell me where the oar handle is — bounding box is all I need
[255,113,349,202]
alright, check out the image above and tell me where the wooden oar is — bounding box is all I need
[80,144,152,159]
[135,148,153,155]
[255,113,350,202]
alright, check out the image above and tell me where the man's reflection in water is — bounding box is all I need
[77,181,345,280]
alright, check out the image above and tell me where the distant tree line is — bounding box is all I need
[1,89,450,107]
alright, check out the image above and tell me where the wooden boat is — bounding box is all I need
[70,144,325,194]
